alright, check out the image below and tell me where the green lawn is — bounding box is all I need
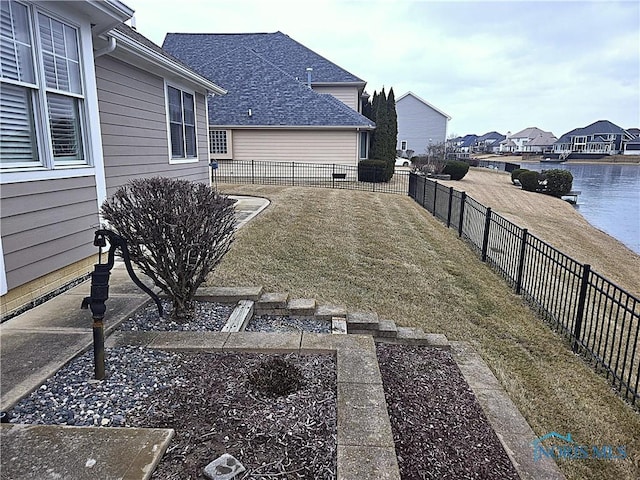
[208,185,640,480]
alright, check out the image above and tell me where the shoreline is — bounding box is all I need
[438,168,640,296]
[477,154,640,166]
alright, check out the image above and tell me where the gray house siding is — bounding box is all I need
[396,94,448,154]
[0,177,99,290]
[95,55,209,197]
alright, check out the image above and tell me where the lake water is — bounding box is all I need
[519,162,640,254]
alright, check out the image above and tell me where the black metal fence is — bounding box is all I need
[213,160,410,195]
[409,173,640,406]
[476,159,521,173]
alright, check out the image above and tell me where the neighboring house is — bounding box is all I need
[0,0,225,317]
[626,127,640,138]
[474,131,505,153]
[445,134,477,159]
[499,127,555,154]
[395,92,451,156]
[624,128,640,156]
[552,120,635,159]
[162,32,375,165]
[522,131,557,154]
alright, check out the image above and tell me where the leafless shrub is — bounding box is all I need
[101,177,235,321]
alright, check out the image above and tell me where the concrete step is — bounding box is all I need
[221,300,254,332]
[315,305,347,321]
[195,286,263,303]
[346,311,379,332]
[377,319,398,338]
[255,292,289,316]
[288,298,316,318]
[376,327,451,348]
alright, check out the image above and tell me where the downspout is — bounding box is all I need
[94,36,116,58]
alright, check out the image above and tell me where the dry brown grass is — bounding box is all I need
[208,184,640,480]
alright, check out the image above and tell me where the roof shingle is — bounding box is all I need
[161,32,373,128]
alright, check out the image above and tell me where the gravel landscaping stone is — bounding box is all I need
[118,299,233,331]
[246,314,331,333]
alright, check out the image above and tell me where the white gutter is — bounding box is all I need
[90,0,135,20]
[94,36,116,58]
[109,29,227,95]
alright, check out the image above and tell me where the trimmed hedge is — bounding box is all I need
[442,160,470,180]
[511,168,529,184]
[519,170,541,192]
[542,169,573,197]
[358,159,391,182]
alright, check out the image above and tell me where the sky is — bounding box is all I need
[124,0,639,138]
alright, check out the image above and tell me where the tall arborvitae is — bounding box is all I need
[384,88,398,178]
[360,87,398,180]
[368,91,379,160]
[372,88,389,163]
[387,88,398,161]
[362,95,373,122]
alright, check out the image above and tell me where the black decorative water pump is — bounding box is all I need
[81,229,162,379]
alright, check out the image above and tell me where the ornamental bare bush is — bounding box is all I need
[101,177,235,321]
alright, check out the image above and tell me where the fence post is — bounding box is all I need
[573,263,592,352]
[422,176,427,207]
[458,192,466,237]
[251,160,255,184]
[432,181,438,216]
[446,187,454,227]
[292,162,295,186]
[332,164,335,189]
[481,207,492,262]
[515,228,528,294]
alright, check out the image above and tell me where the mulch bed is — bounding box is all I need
[377,343,519,479]
[126,352,336,479]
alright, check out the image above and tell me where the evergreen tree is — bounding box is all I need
[360,87,398,180]
[386,88,398,178]
[369,91,380,160]
[372,88,389,163]
[362,94,373,121]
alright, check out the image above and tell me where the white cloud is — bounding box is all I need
[125,0,639,136]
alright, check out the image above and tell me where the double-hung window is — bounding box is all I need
[0,0,86,169]
[167,85,197,160]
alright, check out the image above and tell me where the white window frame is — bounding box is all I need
[400,140,407,151]
[165,80,199,164]
[209,129,232,159]
[0,1,103,191]
[359,131,369,160]
[1,1,88,172]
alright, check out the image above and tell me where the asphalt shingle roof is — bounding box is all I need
[527,132,558,146]
[460,134,478,147]
[555,120,625,144]
[161,32,373,128]
[163,32,365,84]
